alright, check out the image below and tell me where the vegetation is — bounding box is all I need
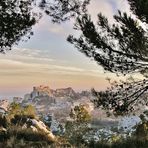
[64,105,91,146]
[92,77,148,116]
[1,0,147,114]
[68,0,148,74]
[67,0,148,115]
[0,102,148,147]
[0,0,148,147]
[7,103,37,121]
[0,0,89,52]
[0,103,55,147]
[0,0,40,53]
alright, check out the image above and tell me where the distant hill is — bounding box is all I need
[24,85,81,101]
[12,85,94,123]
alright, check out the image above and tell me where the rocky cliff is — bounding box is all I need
[20,86,94,123]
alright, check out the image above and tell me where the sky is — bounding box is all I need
[0,0,131,98]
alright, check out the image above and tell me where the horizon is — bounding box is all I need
[0,83,110,99]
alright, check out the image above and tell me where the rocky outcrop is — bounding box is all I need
[31,86,52,98]
[13,97,23,103]
[24,86,79,100]
[29,118,55,141]
[53,87,77,98]
[21,85,94,122]
[0,99,9,114]
[43,113,65,135]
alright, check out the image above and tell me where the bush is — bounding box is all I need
[88,137,148,148]
[8,126,53,143]
[0,126,54,147]
[0,114,8,128]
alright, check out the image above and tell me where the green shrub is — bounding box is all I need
[88,137,148,148]
[0,114,8,128]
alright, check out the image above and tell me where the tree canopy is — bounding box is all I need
[92,78,148,116]
[127,0,148,23]
[68,1,148,75]
[0,0,40,53]
[39,0,90,23]
[0,0,90,52]
[67,0,148,115]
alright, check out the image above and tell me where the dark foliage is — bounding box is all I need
[0,0,90,52]
[11,114,34,126]
[39,0,90,23]
[127,0,148,23]
[0,0,40,53]
[0,127,53,145]
[92,79,148,116]
[67,11,148,74]
[0,114,7,128]
[88,138,148,148]
[67,0,148,115]
[13,128,52,143]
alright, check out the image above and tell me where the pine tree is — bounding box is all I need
[68,0,148,115]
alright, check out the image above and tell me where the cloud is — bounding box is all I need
[113,0,130,13]
[12,47,51,58]
[0,47,55,65]
[0,48,106,79]
[88,0,114,22]
[48,24,67,36]
[47,64,84,72]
